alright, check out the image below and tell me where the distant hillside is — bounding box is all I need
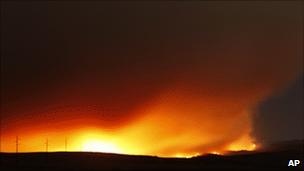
[1,140,303,171]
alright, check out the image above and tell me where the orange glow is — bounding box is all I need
[173,152,201,158]
[226,134,257,152]
[1,3,300,158]
[74,131,121,153]
[210,151,221,155]
[1,88,260,157]
[0,125,256,157]
[82,140,120,153]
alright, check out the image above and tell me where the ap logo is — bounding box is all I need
[288,160,301,167]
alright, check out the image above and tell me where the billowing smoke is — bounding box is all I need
[252,75,303,146]
[1,2,302,156]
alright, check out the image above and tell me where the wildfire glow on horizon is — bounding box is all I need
[1,2,302,159]
[1,86,263,157]
[0,80,298,157]
[0,127,257,157]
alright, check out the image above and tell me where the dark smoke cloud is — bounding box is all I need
[253,75,304,145]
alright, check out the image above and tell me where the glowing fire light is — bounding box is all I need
[226,134,257,152]
[76,130,122,154]
[174,152,201,158]
[82,139,121,153]
[210,151,221,155]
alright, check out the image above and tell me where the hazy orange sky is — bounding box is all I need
[1,2,303,157]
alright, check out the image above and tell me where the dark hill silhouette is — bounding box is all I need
[1,140,303,171]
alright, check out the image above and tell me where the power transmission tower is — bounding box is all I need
[0,132,1,153]
[16,136,19,153]
[65,137,67,152]
[45,138,48,152]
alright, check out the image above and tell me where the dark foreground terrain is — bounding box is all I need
[1,141,303,171]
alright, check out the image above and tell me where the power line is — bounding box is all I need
[45,138,48,152]
[16,136,19,153]
[65,137,67,152]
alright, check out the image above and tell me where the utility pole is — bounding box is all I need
[65,137,67,152]
[0,131,1,153]
[16,136,19,153]
[0,134,1,152]
[45,138,48,152]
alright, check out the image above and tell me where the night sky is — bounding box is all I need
[1,2,303,155]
